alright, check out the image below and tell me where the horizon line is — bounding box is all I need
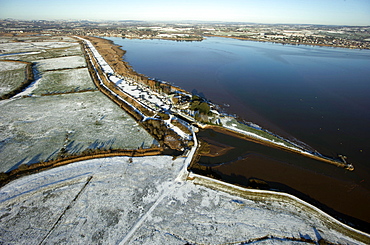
[2,18,370,27]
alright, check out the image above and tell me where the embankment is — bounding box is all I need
[79,37,189,151]
[80,36,189,95]
[0,148,163,188]
[188,173,370,244]
[203,125,353,170]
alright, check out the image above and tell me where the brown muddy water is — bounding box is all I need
[190,128,370,232]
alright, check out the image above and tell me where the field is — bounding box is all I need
[31,68,96,95]
[0,61,27,97]
[0,156,367,244]
[0,35,156,173]
[0,92,156,172]
[0,36,81,61]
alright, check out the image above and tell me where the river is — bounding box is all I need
[106,36,370,230]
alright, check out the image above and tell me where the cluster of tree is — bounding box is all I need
[190,95,210,115]
[142,119,189,151]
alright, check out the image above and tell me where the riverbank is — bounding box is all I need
[79,36,192,151]
[206,34,370,50]
[203,124,353,170]
[82,36,190,95]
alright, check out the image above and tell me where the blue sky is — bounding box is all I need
[0,0,369,25]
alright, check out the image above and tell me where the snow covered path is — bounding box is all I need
[0,155,368,244]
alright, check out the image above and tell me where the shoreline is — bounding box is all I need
[86,35,353,171]
[203,124,354,170]
[205,34,370,50]
[82,36,189,94]
[188,172,370,243]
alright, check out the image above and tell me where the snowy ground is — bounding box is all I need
[0,36,156,173]
[0,91,156,173]
[35,55,87,72]
[110,75,172,112]
[31,68,96,95]
[0,61,27,96]
[0,61,25,72]
[0,156,367,244]
[0,37,79,59]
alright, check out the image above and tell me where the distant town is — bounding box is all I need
[1,19,370,49]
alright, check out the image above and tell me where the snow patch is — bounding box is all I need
[0,155,367,244]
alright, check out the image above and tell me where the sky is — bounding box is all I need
[0,0,369,26]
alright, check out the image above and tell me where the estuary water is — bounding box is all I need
[107,37,370,228]
[108,37,370,168]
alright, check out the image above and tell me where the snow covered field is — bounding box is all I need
[31,68,95,95]
[0,156,367,244]
[0,36,156,173]
[0,37,79,60]
[0,61,25,72]
[0,91,156,172]
[0,61,27,96]
[36,55,87,72]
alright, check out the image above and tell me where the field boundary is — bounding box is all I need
[0,60,34,100]
[0,148,164,188]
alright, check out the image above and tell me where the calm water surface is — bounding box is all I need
[107,37,370,227]
[108,37,370,166]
